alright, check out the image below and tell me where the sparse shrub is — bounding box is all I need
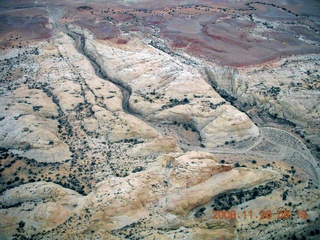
[194,207,206,218]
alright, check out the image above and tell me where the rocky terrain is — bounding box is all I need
[204,54,320,159]
[0,0,319,239]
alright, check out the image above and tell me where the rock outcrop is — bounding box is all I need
[69,24,259,147]
[0,151,277,238]
[0,1,319,239]
[0,86,71,163]
[204,54,320,149]
[0,182,83,239]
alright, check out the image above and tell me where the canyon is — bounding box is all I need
[0,0,319,239]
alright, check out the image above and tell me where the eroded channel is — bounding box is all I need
[63,27,132,113]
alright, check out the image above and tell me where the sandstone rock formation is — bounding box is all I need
[0,1,319,239]
[69,24,259,148]
[0,182,83,238]
[0,31,160,163]
[0,151,278,239]
[204,54,320,151]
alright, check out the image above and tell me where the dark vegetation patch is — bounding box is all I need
[161,98,190,110]
[77,6,93,11]
[194,207,206,218]
[211,181,280,210]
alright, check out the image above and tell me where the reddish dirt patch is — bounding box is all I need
[0,9,52,49]
[1,0,318,67]
[145,15,164,25]
[116,39,128,44]
[170,40,188,49]
[75,20,120,40]
[161,12,320,67]
[290,26,320,42]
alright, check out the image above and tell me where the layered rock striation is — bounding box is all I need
[0,151,277,239]
[69,24,259,148]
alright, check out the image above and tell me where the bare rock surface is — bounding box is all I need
[0,31,160,162]
[0,182,83,238]
[0,1,319,239]
[0,86,70,163]
[204,54,320,156]
[70,25,259,147]
[0,151,277,238]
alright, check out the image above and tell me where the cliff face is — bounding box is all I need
[204,56,320,150]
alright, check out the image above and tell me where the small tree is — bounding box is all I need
[234,163,240,168]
